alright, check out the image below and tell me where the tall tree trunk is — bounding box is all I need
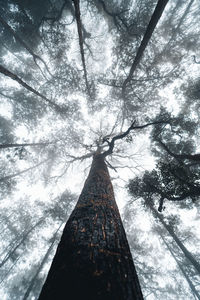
[122,0,169,96]
[23,223,63,300]
[149,203,200,274]
[38,153,143,300]
[0,218,44,268]
[72,0,91,97]
[160,233,200,300]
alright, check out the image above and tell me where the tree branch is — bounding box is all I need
[0,64,67,114]
[146,181,200,202]
[102,120,170,157]
[0,158,49,183]
[157,139,200,162]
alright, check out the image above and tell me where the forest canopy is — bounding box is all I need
[0,0,200,299]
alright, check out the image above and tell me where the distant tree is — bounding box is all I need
[22,223,64,300]
[159,232,200,300]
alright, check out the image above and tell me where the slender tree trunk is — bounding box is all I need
[122,0,169,96]
[72,0,91,97]
[0,158,49,183]
[38,154,143,300]
[23,223,63,300]
[0,255,21,285]
[160,233,200,300]
[0,218,44,268]
[149,203,200,274]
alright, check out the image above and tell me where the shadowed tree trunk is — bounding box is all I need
[38,153,143,300]
[72,0,91,97]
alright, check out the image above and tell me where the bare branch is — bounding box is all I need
[65,152,94,163]
[102,120,170,157]
[105,160,117,172]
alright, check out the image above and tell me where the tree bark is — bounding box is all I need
[38,153,143,300]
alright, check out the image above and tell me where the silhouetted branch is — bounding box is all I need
[0,65,67,114]
[103,120,170,157]
[157,139,200,162]
[158,196,164,212]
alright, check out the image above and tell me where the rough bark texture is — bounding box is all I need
[38,154,143,300]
